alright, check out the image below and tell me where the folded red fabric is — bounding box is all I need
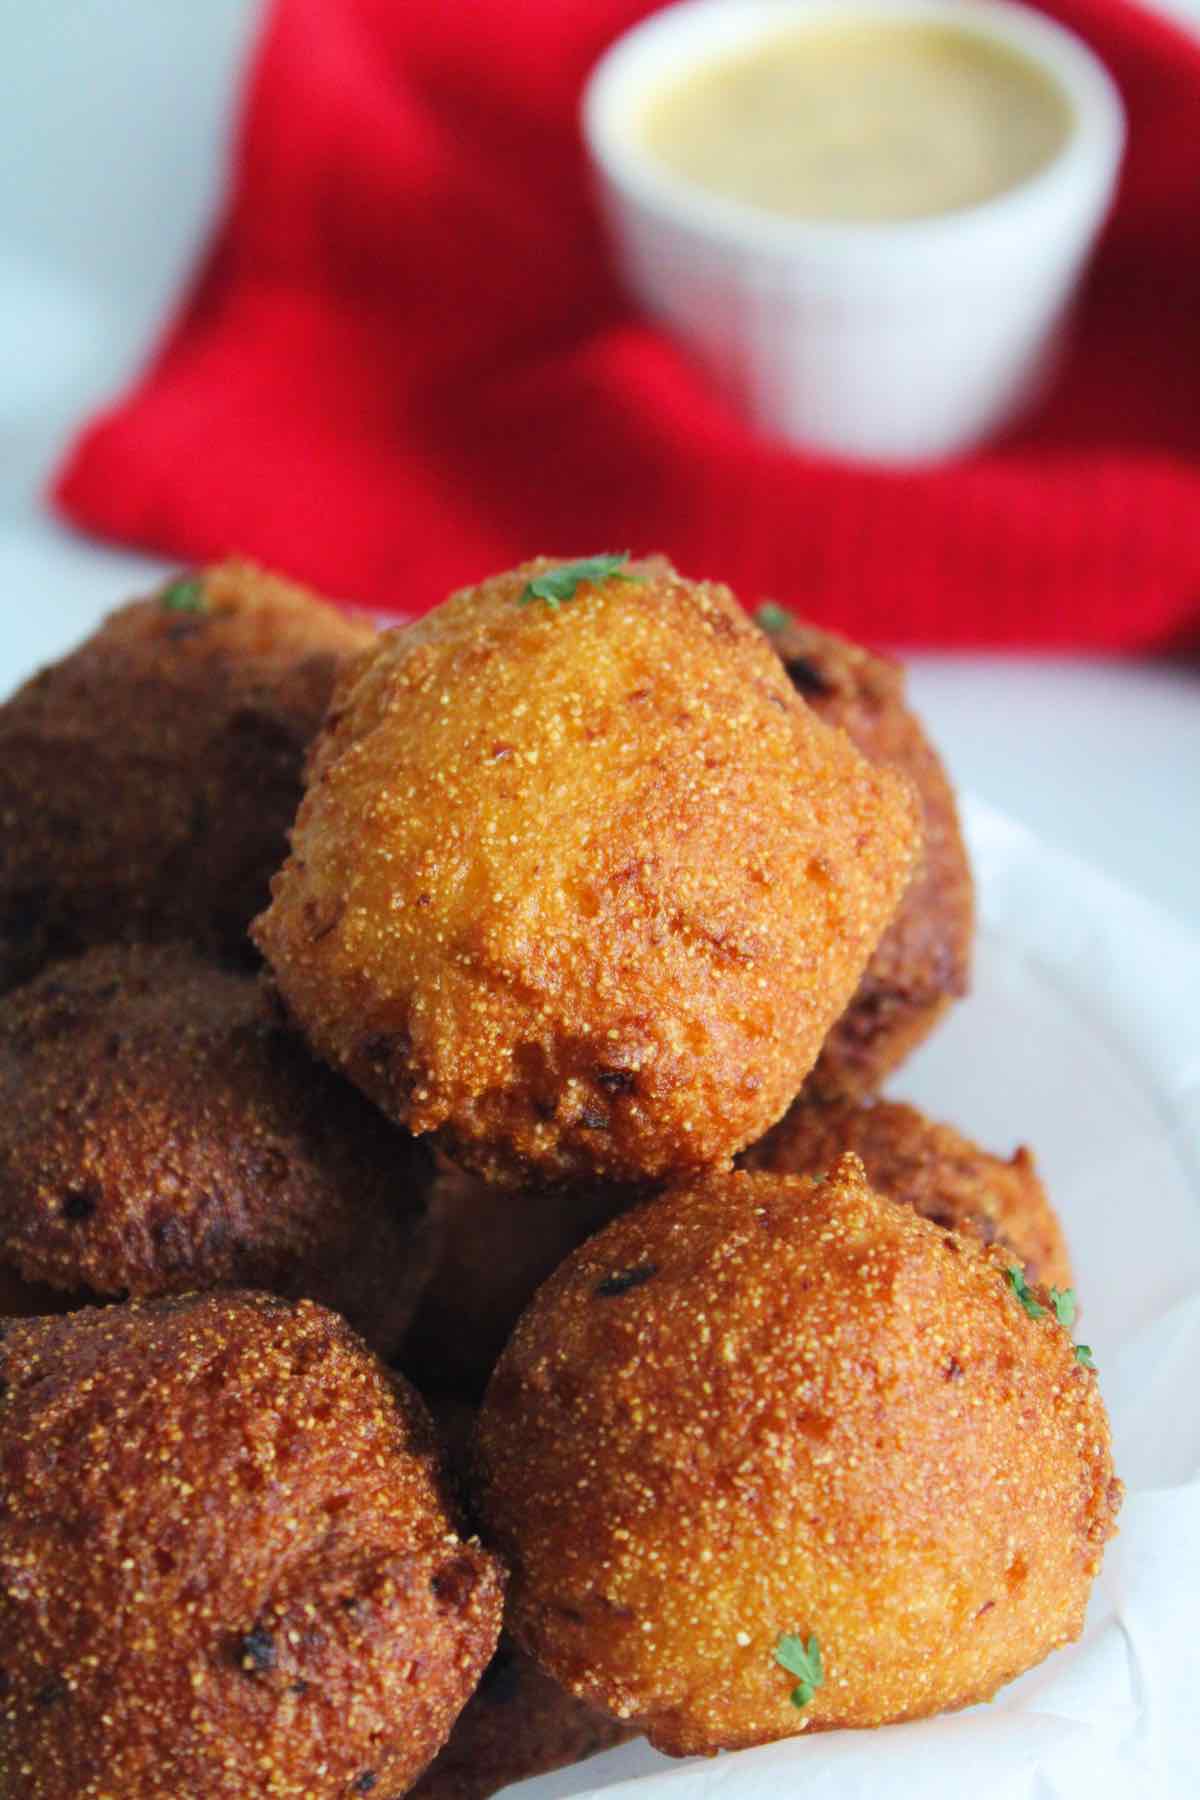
[55,0,1200,648]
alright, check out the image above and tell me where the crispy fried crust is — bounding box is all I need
[760,614,973,1099]
[478,1161,1120,1756]
[403,1160,651,1397]
[0,944,435,1354]
[254,557,920,1185]
[742,1097,1071,1289]
[0,1293,504,1798]
[0,561,374,991]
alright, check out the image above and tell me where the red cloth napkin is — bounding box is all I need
[55,0,1200,649]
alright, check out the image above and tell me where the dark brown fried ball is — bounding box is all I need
[0,1292,504,1798]
[479,1159,1120,1756]
[255,556,920,1186]
[742,1096,1072,1289]
[403,1159,650,1397]
[410,1638,634,1800]
[0,943,435,1354]
[0,560,374,992]
[758,609,973,1100]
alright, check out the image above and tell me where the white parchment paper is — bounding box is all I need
[506,797,1200,1799]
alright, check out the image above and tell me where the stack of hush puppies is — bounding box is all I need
[0,555,1121,1799]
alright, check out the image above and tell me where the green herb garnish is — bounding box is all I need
[1075,1344,1096,1369]
[774,1632,824,1711]
[518,553,640,610]
[1006,1265,1047,1319]
[161,575,204,613]
[1049,1286,1077,1329]
[755,602,793,634]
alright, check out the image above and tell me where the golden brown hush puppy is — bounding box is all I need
[0,1292,504,1799]
[742,1096,1072,1289]
[403,1159,651,1397]
[478,1158,1120,1757]
[0,944,435,1354]
[0,561,374,992]
[255,555,920,1186]
[757,608,973,1100]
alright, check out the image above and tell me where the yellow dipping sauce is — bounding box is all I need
[637,21,1073,222]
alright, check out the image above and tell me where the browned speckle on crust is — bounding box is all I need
[478,1160,1120,1757]
[254,556,921,1186]
[0,561,375,992]
[759,613,974,1100]
[0,944,436,1354]
[0,1293,504,1797]
[741,1097,1072,1289]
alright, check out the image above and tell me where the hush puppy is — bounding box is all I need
[0,943,434,1354]
[742,1096,1071,1289]
[0,560,374,991]
[0,1292,504,1798]
[478,1159,1120,1756]
[255,555,919,1185]
[410,1638,634,1800]
[757,608,973,1099]
[403,1160,650,1397]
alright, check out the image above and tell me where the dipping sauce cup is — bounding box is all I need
[583,0,1125,464]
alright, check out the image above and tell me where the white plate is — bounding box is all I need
[500,796,1200,1798]
[2,593,1197,1794]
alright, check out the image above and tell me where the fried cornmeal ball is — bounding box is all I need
[742,1096,1072,1290]
[478,1158,1121,1756]
[410,1638,634,1800]
[254,556,920,1185]
[0,944,435,1354]
[757,608,973,1101]
[0,1292,504,1800]
[0,560,374,992]
[403,1160,651,1397]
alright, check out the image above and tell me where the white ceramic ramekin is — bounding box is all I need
[582,0,1125,465]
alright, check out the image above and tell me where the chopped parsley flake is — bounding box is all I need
[1006,1265,1046,1319]
[161,576,205,613]
[518,553,640,610]
[755,602,793,634]
[1049,1286,1077,1329]
[774,1631,823,1710]
[1075,1344,1096,1369]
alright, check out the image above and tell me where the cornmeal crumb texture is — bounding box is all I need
[743,1097,1072,1289]
[255,558,920,1184]
[0,561,374,992]
[0,1293,503,1798]
[0,943,434,1354]
[479,1161,1120,1756]
[761,614,973,1101]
